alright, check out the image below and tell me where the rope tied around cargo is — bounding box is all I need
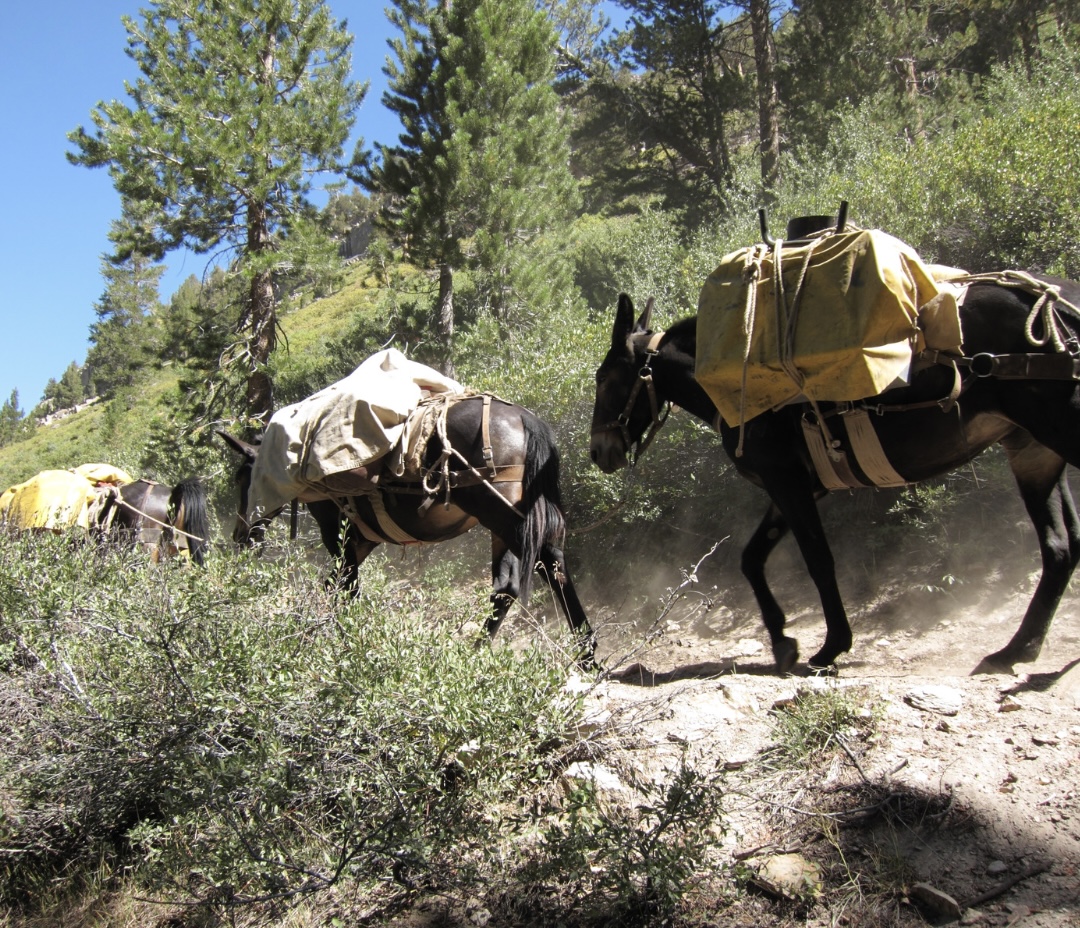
[735,245,765,456]
[947,270,1080,353]
[416,393,525,520]
[737,236,839,459]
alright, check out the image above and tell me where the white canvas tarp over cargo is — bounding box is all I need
[695,229,964,427]
[248,349,463,516]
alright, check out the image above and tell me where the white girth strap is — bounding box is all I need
[348,492,422,546]
[802,408,908,490]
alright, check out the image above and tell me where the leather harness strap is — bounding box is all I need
[334,393,527,545]
[481,393,496,477]
[954,351,1080,381]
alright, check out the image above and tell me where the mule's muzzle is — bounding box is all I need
[589,432,629,474]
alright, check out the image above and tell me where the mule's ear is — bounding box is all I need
[217,430,258,462]
[635,297,655,335]
[613,293,636,348]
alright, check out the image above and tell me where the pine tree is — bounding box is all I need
[0,390,31,448]
[68,0,366,423]
[85,201,166,397]
[43,363,87,414]
[594,0,755,214]
[361,0,579,374]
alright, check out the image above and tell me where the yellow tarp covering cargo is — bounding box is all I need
[0,464,134,531]
[695,229,963,427]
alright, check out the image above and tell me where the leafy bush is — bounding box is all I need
[522,759,727,925]
[0,529,585,911]
[778,46,1080,276]
[766,684,880,769]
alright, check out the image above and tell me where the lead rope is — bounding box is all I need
[113,496,207,544]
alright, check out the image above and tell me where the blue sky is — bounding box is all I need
[1,2,628,413]
[0,3,406,411]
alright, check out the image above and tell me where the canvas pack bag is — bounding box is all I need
[695,228,963,430]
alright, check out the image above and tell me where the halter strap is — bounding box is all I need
[591,331,670,463]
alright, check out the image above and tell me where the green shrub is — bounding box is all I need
[525,758,727,925]
[767,685,880,769]
[777,47,1080,276]
[0,529,584,911]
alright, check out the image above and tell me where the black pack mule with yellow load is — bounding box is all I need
[589,209,1080,675]
[0,463,210,564]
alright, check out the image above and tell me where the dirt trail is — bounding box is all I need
[545,556,1080,926]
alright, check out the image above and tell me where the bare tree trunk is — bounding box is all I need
[243,27,279,425]
[245,266,276,423]
[901,56,925,141]
[749,0,780,194]
[244,198,277,424]
[437,262,455,380]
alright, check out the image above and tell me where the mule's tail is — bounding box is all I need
[168,478,211,566]
[516,414,567,605]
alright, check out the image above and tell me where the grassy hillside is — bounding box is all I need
[0,261,384,493]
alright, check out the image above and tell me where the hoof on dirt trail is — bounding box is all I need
[772,636,799,675]
[972,652,1019,676]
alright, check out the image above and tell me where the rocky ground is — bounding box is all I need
[557,555,1080,927]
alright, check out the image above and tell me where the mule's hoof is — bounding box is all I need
[972,652,1017,675]
[773,636,799,675]
[576,650,601,674]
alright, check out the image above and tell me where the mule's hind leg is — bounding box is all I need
[535,542,596,668]
[488,536,521,639]
[980,436,1080,671]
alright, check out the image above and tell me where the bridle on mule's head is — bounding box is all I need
[230,454,280,546]
[591,330,670,465]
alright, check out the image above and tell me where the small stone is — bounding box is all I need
[905,685,963,716]
[577,708,611,737]
[999,695,1023,712]
[735,637,764,655]
[752,853,822,900]
[465,898,491,927]
[562,761,626,794]
[910,882,962,919]
[1032,734,1060,747]
[986,860,1008,875]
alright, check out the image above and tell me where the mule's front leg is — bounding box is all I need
[742,503,799,673]
[758,486,853,673]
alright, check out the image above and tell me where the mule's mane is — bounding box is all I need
[665,316,697,341]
